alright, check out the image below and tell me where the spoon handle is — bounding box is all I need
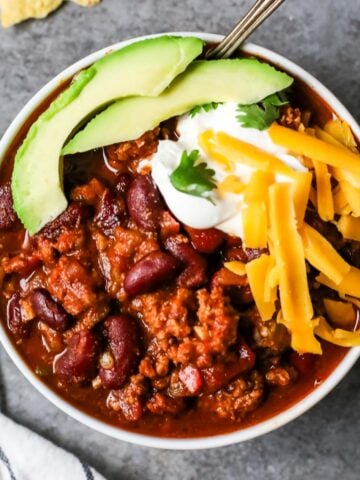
[207,0,285,59]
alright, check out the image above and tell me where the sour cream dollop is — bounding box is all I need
[151,103,306,238]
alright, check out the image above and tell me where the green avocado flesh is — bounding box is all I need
[11,35,203,235]
[63,58,293,155]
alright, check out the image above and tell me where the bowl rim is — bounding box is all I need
[0,31,359,450]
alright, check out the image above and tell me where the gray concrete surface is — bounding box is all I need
[0,0,360,479]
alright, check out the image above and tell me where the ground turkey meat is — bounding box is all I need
[131,287,195,340]
[46,256,102,316]
[169,286,240,368]
[198,371,264,421]
[107,374,148,422]
[241,306,290,353]
[146,392,185,416]
[105,128,160,172]
[93,225,159,301]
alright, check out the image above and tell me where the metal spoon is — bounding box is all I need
[207,0,286,59]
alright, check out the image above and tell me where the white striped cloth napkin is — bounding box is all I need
[0,413,106,480]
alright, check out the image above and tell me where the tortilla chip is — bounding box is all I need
[0,0,100,27]
[0,0,63,27]
[71,0,100,5]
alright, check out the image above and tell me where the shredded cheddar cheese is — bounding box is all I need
[312,159,334,221]
[292,172,312,227]
[202,130,296,177]
[300,223,350,285]
[316,267,360,298]
[323,298,356,329]
[242,170,273,248]
[333,186,351,215]
[245,254,277,321]
[268,183,321,354]
[198,130,234,172]
[268,123,360,174]
[337,180,360,217]
[315,316,360,347]
[337,215,360,242]
[324,119,358,153]
[224,261,246,276]
[218,175,245,194]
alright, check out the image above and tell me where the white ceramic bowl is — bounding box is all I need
[0,32,359,450]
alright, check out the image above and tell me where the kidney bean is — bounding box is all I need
[7,293,29,337]
[40,203,90,240]
[226,246,248,263]
[124,251,179,296]
[126,175,163,232]
[228,285,254,309]
[164,235,207,288]
[115,173,133,195]
[30,288,70,331]
[0,182,18,230]
[95,190,122,233]
[179,365,203,395]
[290,352,316,376]
[54,330,99,384]
[185,226,225,254]
[99,315,141,389]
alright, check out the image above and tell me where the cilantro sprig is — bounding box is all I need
[189,102,221,118]
[236,91,288,130]
[170,150,217,203]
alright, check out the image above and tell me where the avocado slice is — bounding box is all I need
[12,35,203,235]
[63,58,293,155]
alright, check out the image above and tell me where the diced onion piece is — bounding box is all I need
[338,180,360,217]
[312,159,334,221]
[324,119,358,152]
[292,171,312,227]
[315,316,360,347]
[316,267,360,298]
[218,175,245,194]
[268,183,321,354]
[300,223,350,285]
[204,130,296,177]
[242,170,273,248]
[337,215,360,242]
[268,123,360,174]
[323,298,356,329]
[224,261,246,276]
[245,254,277,321]
[198,130,234,172]
[333,186,351,215]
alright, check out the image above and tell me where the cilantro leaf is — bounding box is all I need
[236,91,289,130]
[189,102,221,118]
[170,150,217,202]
